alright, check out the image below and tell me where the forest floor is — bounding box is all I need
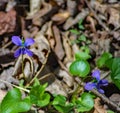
[0,0,120,113]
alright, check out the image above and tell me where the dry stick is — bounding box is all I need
[2,41,12,49]
[51,49,120,112]
[26,49,50,87]
[84,0,110,32]
[0,79,29,93]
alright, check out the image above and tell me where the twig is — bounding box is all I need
[84,0,110,32]
[0,79,29,93]
[26,49,50,87]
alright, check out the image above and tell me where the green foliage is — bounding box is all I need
[75,93,94,112]
[70,29,80,35]
[78,19,85,30]
[0,88,31,113]
[75,46,91,60]
[107,110,115,113]
[105,58,120,89]
[52,95,74,113]
[30,82,50,107]
[69,59,90,77]
[70,19,91,45]
[96,52,112,68]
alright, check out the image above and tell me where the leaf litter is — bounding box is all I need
[0,0,120,112]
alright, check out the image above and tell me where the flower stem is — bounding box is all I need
[22,54,26,79]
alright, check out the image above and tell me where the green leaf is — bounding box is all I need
[75,51,91,60]
[106,58,120,89]
[0,88,31,113]
[70,29,80,35]
[33,78,40,86]
[96,52,112,68]
[107,110,115,113]
[75,93,94,112]
[78,19,85,30]
[52,95,66,106]
[78,35,86,42]
[69,60,90,77]
[52,95,74,113]
[30,83,50,107]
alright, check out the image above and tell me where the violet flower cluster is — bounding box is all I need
[85,70,108,94]
[12,36,35,57]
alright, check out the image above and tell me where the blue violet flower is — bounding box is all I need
[12,36,35,58]
[85,70,108,94]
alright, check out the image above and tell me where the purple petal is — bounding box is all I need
[99,79,108,86]
[12,36,22,46]
[92,70,100,81]
[24,38,35,47]
[84,82,96,91]
[24,48,33,56]
[14,48,22,57]
[98,88,104,94]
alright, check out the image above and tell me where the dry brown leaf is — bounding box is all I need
[67,0,77,16]
[52,11,70,24]
[94,98,107,113]
[106,7,120,28]
[32,32,50,63]
[58,69,74,87]
[0,90,7,102]
[52,26,65,60]
[109,93,120,105]
[28,0,42,16]
[0,10,16,35]
[90,1,107,14]
[0,67,19,89]
[62,32,73,63]
[85,16,97,33]
[46,79,68,96]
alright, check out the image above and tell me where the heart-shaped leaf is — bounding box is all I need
[69,60,90,77]
[0,88,31,113]
[76,93,94,112]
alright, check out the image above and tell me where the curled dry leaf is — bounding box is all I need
[52,26,65,60]
[0,10,16,35]
[52,11,70,24]
[12,55,34,82]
